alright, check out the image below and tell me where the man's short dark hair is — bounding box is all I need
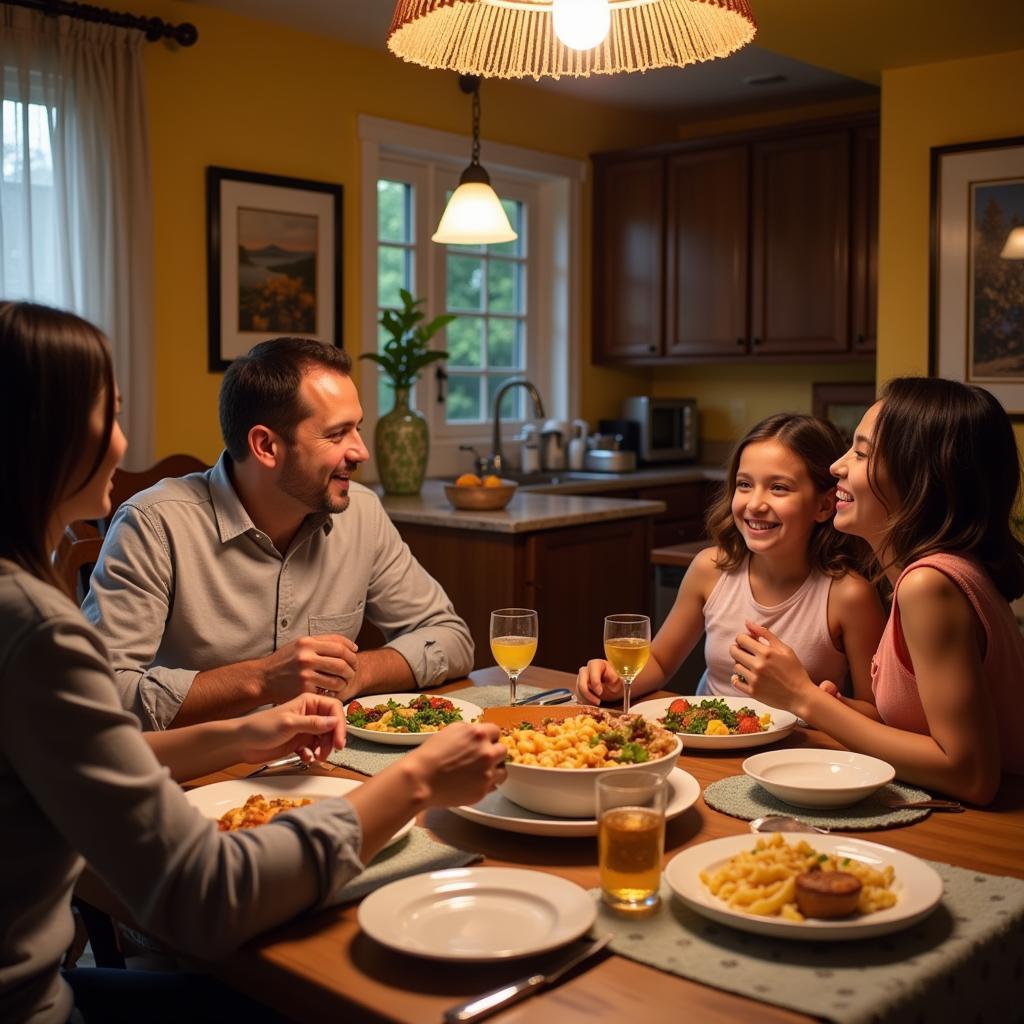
[219,338,352,461]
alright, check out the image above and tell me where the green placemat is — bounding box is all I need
[327,684,543,776]
[337,826,481,904]
[703,775,933,830]
[590,861,1024,1024]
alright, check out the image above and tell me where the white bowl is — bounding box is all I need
[742,748,895,809]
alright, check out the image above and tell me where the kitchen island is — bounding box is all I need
[375,481,665,673]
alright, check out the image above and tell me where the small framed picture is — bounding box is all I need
[930,136,1024,418]
[206,166,343,371]
[812,382,875,445]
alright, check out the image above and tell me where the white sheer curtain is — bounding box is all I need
[0,7,153,466]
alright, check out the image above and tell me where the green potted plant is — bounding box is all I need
[361,289,454,494]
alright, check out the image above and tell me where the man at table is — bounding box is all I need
[82,337,473,729]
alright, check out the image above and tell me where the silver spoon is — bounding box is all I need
[750,815,830,834]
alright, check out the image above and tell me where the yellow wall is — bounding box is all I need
[126,1,674,461]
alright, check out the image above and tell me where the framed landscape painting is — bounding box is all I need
[206,167,343,371]
[930,136,1024,418]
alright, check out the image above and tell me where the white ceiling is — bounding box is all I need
[190,1,877,117]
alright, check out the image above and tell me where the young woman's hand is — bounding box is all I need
[728,621,817,717]
[575,659,624,705]
[403,722,507,808]
[234,693,347,765]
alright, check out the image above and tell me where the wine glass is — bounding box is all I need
[490,608,538,705]
[603,613,651,714]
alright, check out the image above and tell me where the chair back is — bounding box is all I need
[109,454,208,524]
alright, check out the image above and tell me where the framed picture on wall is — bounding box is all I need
[206,166,343,371]
[930,135,1024,419]
[812,382,875,445]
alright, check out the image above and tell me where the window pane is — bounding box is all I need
[377,180,410,243]
[488,258,522,314]
[488,318,523,369]
[447,316,483,368]
[487,374,524,422]
[447,254,484,311]
[377,245,409,306]
[489,199,523,257]
[447,374,481,422]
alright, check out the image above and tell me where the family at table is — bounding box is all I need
[2,299,1023,1024]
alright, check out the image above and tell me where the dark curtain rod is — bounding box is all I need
[3,0,198,46]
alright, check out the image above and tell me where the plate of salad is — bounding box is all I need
[344,693,483,746]
[635,695,798,750]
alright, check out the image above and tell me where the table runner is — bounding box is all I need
[703,775,933,830]
[589,861,1024,1024]
[326,684,543,776]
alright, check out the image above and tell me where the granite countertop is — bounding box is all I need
[521,464,726,495]
[376,480,666,534]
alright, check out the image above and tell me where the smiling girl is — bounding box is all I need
[731,378,1024,804]
[577,414,885,706]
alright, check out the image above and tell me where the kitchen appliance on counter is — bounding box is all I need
[584,448,636,473]
[621,396,698,464]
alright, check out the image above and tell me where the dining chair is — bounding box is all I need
[105,453,209,531]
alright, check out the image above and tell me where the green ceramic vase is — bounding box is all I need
[375,386,429,494]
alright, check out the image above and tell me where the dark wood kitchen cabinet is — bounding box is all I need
[850,123,879,354]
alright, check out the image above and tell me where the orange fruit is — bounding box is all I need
[483,475,503,488]
[455,473,482,487]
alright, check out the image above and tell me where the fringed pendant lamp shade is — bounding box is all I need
[387,0,757,80]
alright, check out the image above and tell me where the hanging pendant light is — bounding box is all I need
[388,0,756,81]
[432,75,517,246]
[1000,226,1024,259]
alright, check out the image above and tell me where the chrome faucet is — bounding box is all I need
[489,379,546,475]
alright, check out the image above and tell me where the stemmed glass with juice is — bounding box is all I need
[489,608,538,705]
[603,613,651,714]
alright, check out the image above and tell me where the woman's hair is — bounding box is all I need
[0,301,115,590]
[869,376,1024,600]
[706,412,869,578]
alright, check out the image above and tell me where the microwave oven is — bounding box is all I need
[621,396,699,463]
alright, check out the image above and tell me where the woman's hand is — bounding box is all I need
[576,659,623,705]
[404,722,507,809]
[728,621,817,717]
[234,693,347,765]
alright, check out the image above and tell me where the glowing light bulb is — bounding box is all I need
[552,0,611,51]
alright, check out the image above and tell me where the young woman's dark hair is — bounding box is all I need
[706,412,870,578]
[870,376,1024,600]
[0,302,115,590]
[219,338,353,462]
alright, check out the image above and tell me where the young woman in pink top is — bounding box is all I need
[732,377,1024,804]
[577,414,885,708]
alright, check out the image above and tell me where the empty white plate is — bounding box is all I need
[742,748,896,809]
[357,867,596,960]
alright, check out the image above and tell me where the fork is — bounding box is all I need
[244,753,308,778]
[884,798,964,812]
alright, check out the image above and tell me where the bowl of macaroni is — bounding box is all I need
[483,706,682,818]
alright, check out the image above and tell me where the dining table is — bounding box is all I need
[183,666,1024,1024]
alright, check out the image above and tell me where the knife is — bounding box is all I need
[512,688,575,707]
[442,933,612,1023]
[244,753,307,778]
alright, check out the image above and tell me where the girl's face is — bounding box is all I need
[830,400,893,546]
[56,387,127,526]
[731,439,835,563]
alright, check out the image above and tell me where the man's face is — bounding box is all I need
[277,368,369,515]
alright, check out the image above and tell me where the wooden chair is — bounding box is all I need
[106,453,208,529]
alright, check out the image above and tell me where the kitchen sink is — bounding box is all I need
[503,470,616,487]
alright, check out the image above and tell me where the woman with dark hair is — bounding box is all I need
[731,377,1024,804]
[577,413,884,706]
[0,302,507,1023]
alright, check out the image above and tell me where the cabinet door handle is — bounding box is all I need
[856,334,866,347]
[648,344,657,353]
[752,337,762,346]
[736,337,745,347]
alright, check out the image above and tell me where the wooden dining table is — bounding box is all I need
[187,666,1024,1024]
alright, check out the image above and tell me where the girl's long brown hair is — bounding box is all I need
[706,412,870,578]
[0,302,115,592]
[870,377,1024,600]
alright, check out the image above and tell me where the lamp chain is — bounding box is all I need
[471,83,480,167]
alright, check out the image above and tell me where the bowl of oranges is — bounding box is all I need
[445,473,518,511]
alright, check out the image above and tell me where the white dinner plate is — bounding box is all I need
[357,867,596,960]
[343,693,483,746]
[665,833,943,941]
[450,766,701,837]
[635,695,798,750]
[184,776,414,850]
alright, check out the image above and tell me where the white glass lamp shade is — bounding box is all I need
[1000,226,1024,260]
[432,171,517,245]
[552,0,611,51]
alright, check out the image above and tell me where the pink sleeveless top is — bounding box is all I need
[700,557,849,698]
[872,553,1024,774]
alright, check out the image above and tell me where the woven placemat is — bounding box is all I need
[336,826,481,904]
[703,775,933,830]
[327,684,543,776]
[590,861,1024,1024]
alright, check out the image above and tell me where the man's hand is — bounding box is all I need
[258,634,358,703]
[234,693,347,765]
